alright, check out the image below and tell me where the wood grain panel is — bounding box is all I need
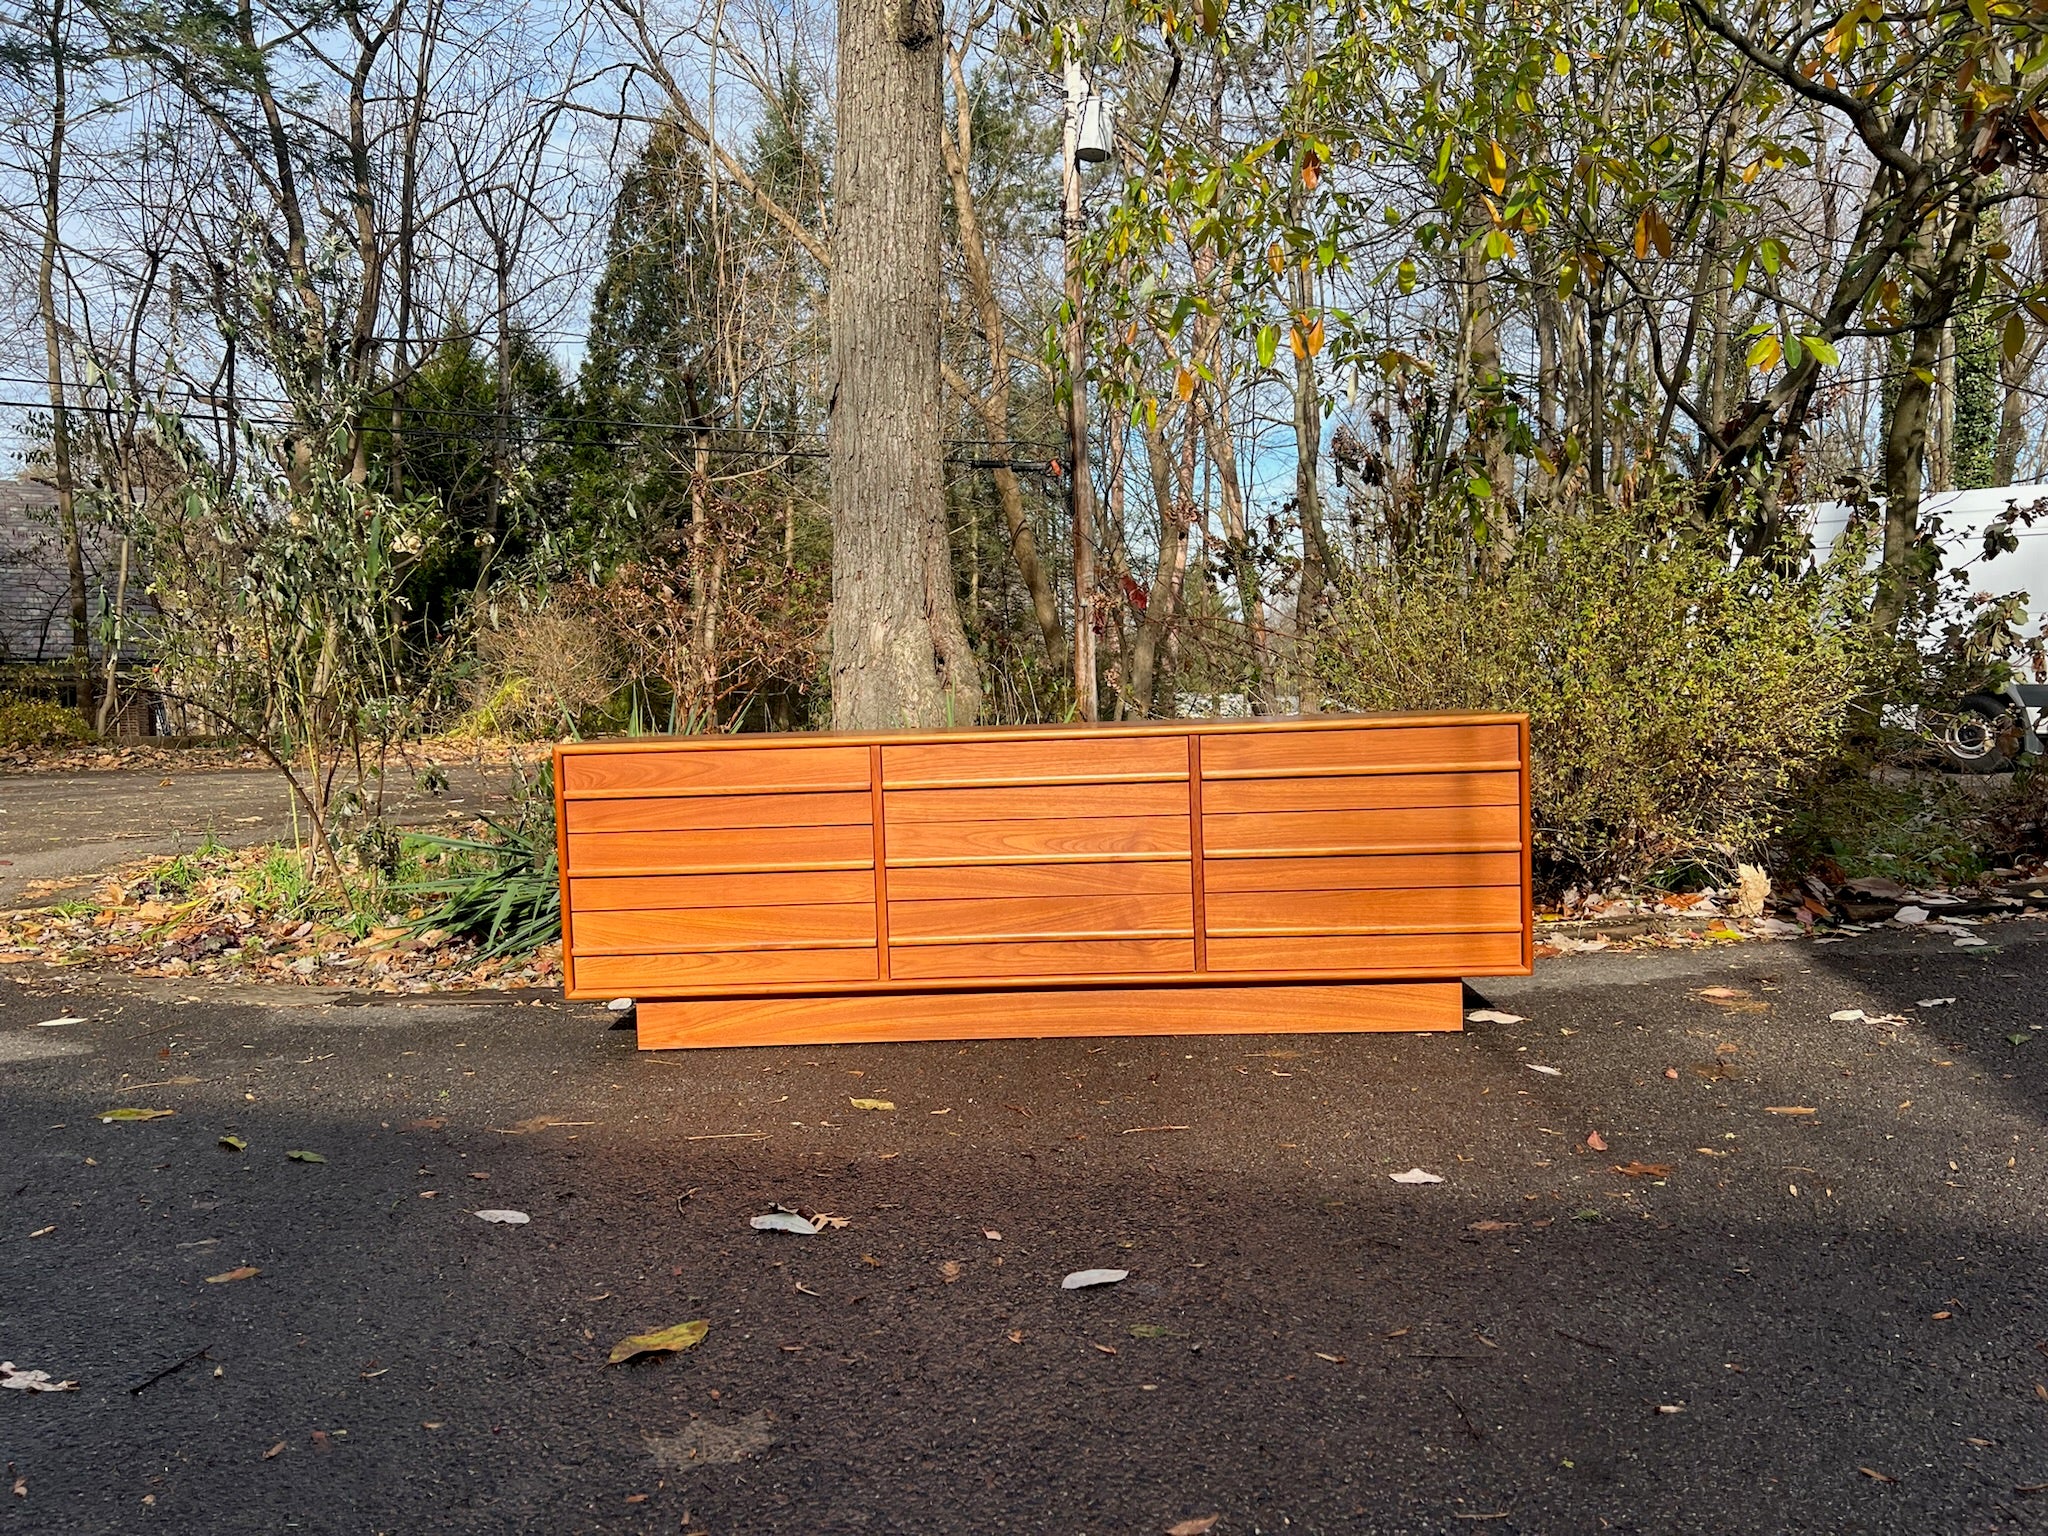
[1203,804,1522,857]
[888,893,1193,943]
[882,734,1189,788]
[1202,771,1521,815]
[574,903,875,954]
[1203,851,1524,892]
[561,745,870,798]
[565,790,872,833]
[1206,930,1525,975]
[575,947,878,993]
[570,869,877,911]
[1200,724,1521,778]
[887,815,1191,865]
[1205,885,1523,936]
[887,860,1191,901]
[889,936,1194,979]
[884,780,1187,824]
[567,824,874,874]
[636,981,1462,1048]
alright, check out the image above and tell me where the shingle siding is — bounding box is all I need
[0,473,110,665]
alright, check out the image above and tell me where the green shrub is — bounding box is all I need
[1314,498,1873,888]
[401,761,560,956]
[0,691,90,748]
[1779,772,1988,888]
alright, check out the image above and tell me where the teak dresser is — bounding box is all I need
[553,714,1533,1049]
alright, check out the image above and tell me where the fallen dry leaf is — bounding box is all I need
[751,1212,822,1236]
[983,1229,1002,1241]
[1468,1220,1519,1233]
[1,1361,78,1392]
[1465,1009,1524,1024]
[848,1098,895,1111]
[1313,1351,1346,1363]
[1166,1517,1221,1536]
[1093,1343,1118,1355]
[1858,1467,1896,1484]
[1525,1063,1562,1077]
[1764,1106,1818,1116]
[218,1135,247,1152]
[285,1149,326,1164]
[262,1442,286,1460]
[940,1261,963,1283]
[97,1107,173,1123]
[1062,1268,1129,1290]
[473,1209,530,1225]
[1613,1162,1673,1178]
[1390,1168,1444,1185]
[1586,1131,1608,1152]
[205,1266,260,1284]
[607,1320,710,1366]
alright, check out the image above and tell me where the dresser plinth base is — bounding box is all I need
[634,980,1462,1050]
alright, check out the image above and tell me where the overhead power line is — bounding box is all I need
[0,393,1065,475]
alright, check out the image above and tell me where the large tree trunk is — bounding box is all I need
[828,0,979,728]
[1874,204,1981,639]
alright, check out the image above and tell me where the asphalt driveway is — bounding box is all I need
[1,924,2044,1533]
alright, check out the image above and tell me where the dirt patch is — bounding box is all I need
[644,1410,775,1474]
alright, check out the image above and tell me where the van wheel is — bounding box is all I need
[1936,694,2017,773]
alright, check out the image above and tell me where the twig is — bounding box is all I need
[127,1344,209,1396]
[1444,1386,1485,1441]
[685,1131,766,1141]
[1120,1125,1190,1134]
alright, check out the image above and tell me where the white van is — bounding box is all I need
[1804,484,2048,769]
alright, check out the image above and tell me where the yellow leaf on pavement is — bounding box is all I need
[607,1320,709,1366]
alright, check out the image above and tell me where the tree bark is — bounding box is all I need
[35,0,94,725]
[1874,205,1981,639]
[828,0,979,728]
[940,33,1065,669]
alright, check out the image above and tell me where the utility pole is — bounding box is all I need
[1062,55,1098,722]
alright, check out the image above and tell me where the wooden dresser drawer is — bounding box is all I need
[1200,723,1521,777]
[882,734,1188,787]
[1202,803,1523,857]
[1207,931,1525,975]
[889,936,1194,980]
[886,815,1191,865]
[562,745,871,797]
[1205,884,1523,937]
[573,903,876,955]
[576,948,878,992]
[567,822,874,874]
